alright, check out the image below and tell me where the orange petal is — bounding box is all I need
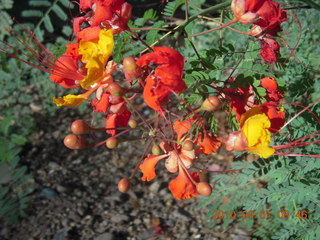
[169,168,199,200]
[140,154,169,181]
[173,120,193,141]
[196,133,221,155]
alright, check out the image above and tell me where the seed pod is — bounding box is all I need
[71,120,91,135]
[106,137,119,149]
[118,178,131,192]
[201,96,221,112]
[197,182,212,196]
[108,83,124,96]
[128,119,138,128]
[182,140,194,151]
[64,134,88,150]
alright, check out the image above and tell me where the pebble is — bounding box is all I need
[39,188,59,199]
[94,232,113,240]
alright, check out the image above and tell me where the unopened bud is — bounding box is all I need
[106,137,119,149]
[152,144,161,155]
[123,56,141,79]
[64,134,88,149]
[197,182,212,196]
[201,96,221,111]
[118,178,131,192]
[182,140,194,151]
[128,119,138,128]
[71,120,91,135]
[108,83,124,96]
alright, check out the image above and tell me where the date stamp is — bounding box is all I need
[212,210,309,220]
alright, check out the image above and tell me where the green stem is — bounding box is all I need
[179,0,232,30]
[302,0,320,10]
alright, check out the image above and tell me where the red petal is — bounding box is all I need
[169,168,200,200]
[91,92,111,114]
[173,120,193,141]
[196,133,221,155]
[140,154,168,181]
[260,38,280,63]
[260,76,283,101]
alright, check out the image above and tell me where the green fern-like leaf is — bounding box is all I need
[163,0,184,17]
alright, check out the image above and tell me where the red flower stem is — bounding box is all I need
[188,19,237,38]
[91,127,129,131]
[280,98,320,131]
[274,153,320,158]
[123,96,153,132]
[284,11,302,64]
[192,166,245,174]
[274,139,320,151]
[129,139,153,179]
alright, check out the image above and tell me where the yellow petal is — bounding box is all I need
[53,94,87,107]
[79,29,114,89]
[242,113,271,147]
[241,111,274,158]
[247,145,275,158]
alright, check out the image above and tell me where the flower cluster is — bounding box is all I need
[231,0,287,62]
[1,0,318,201]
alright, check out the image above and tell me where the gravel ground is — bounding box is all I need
[0,109,251,240]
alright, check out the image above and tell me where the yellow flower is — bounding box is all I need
[53,94,87,107]
[79,29,114,89]
[240,107,275,158]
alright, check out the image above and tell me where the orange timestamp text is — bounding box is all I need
[212,210,309,220]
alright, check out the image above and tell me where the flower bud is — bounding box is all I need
[128,119,138,128]
[64,134,88,149]
[231,0,246,17]
[201,96,221,111]
[123,56,141,79]
[108,83,124,96]
[152,144,161,155]
[182,140,194,151]
[197,182,212,196]
[118,178,131,192]
[71,120,91,135]
[231,0,258,25]
[120,2,132,25]
[106,137,119,149]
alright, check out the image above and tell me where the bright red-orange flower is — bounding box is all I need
[221,84,255,121]
[74,0,132,39]
[260,76,283,101]
[173,119,221,154]
[259,38,280,63]
[137,47,186,113]
[232,0,287,35]
[106,108,131,136]
[169,168,200,200]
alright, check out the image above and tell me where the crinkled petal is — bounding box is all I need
[53,94,87,107]
[196,133,221,155]
[169,168,199,200]
[140,154,169,181]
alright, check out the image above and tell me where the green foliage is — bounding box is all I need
[0,116,34,224]
[163,0,184,17]
[0,157,35,224]
[0,0,13,40]
[21,0,73,41]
